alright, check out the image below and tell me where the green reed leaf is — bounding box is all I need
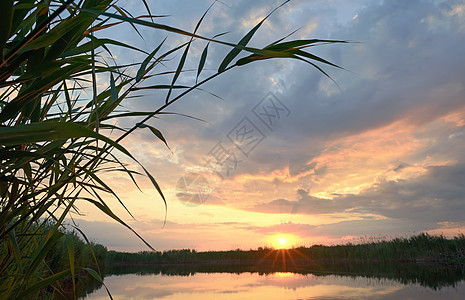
[137,123,171,151]
[136,37,166,82]
[66,234,76,298]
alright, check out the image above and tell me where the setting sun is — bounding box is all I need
[271,234,298,249]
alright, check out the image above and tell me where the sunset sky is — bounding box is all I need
[72,0,465,252]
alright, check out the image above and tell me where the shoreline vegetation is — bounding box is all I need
[106,233,465,267]
[68,232,465,298]
[52,232,465,298]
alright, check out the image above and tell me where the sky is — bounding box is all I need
[71,0,465,252]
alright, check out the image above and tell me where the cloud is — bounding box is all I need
[280,0,465,141]
[248,162,465,226]
[245,218,433,241]
[157,0,465,189]
[245,221,317,234]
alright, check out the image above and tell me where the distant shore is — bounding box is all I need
[55,233,465,298]
[105,233,465,268]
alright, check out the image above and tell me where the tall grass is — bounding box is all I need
[42,225,107,298]
[0,0,344,298]
[106,233,465,265]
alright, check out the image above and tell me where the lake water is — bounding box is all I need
[84,271,465,299]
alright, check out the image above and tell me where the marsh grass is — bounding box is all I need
[42,225,107,299]
[106,233,465,266]
[0,0,345,298]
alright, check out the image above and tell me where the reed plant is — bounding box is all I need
[105,233,465,266]
[0,0,344,298]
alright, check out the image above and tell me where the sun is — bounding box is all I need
[271,234,297,249]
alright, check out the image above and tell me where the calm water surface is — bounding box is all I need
[84,272,465,300]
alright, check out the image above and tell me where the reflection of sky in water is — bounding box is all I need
[85,273,465,300]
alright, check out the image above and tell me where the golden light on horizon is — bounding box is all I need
[270,234,298,249]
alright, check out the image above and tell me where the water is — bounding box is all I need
[84,270,465,299]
